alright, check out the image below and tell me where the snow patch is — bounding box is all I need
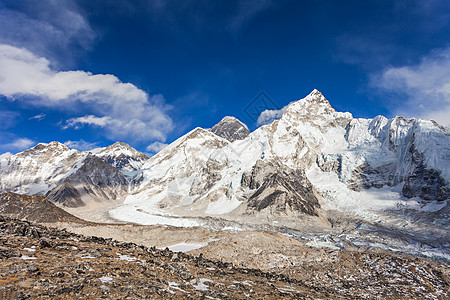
[116,253,137,261]
[20,255,37,260]
[99,276,113,283]
[168,242,207,252]
[193,278,214,291]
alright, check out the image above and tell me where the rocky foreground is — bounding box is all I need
[0,216,340,299]
[0,216,448,299]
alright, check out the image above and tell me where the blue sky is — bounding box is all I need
[0,0,449,155]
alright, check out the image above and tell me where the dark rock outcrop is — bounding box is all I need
[242,160,320,216]
[210,116,250,142]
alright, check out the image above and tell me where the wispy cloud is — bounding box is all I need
[370,48,450,127]
[0,44,174,143]
[2,138,35,151]
[64,115,112,128]
[0,110,19,129]
[334,0,449,71]
[28,113,46,121]
[131,0,274,34]
[64,139,98,151]
[0,0,95,64]
[228,0,274,32]
[146,142,168,153]
[333,35,397,69]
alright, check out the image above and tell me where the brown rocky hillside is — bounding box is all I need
[0,193,86,223]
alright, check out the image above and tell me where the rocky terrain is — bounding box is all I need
[0,215,448,299]
[0,192,443,299]
[0,216,313,299]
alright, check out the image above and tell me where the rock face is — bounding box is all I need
[344,116,449,200]
[241,160,320,216]
[45,156,129,208]
[210,116,250,142]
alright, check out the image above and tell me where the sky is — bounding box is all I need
[0,0,449,156]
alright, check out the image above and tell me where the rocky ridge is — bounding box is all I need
[45,156,129,208]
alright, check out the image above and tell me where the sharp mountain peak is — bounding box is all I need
[210,116,250,142]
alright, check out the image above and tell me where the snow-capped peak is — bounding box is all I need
[99,141,142,157]
[38,141,69,150]
[278,90,352,132]
[19,141,72,157]
[215,116,249,131]
[284,89,335,115]
[90,141,148,172]
[89,141,145,159]
[307,89,329,103]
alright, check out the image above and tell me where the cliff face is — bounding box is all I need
[210,116,250,142]
[45,156,129,208]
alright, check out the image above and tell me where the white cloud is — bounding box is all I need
[65,115,112,128]
[371,48,450,127]
[2,138,35,150]
[0,44,174,142]
[146,142,168,153]
[29,113,46,121]
[257,106,288,126]
[0,44,147,102]
[0,152,13,159]
[64,140,98,151]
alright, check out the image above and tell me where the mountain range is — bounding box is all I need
[1,89,449,257]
